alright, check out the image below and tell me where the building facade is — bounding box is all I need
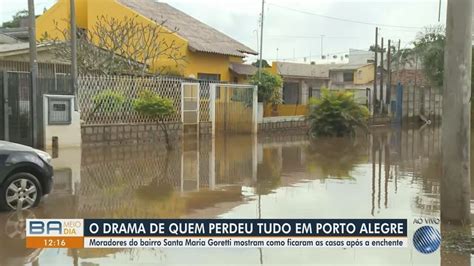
[35,0,257,82]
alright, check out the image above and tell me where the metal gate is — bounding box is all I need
[210,84,257,135]
[181,83,200,126]
[1,71,33,146]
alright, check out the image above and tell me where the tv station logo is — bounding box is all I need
[412,217,441,254]
[26,219,84,248]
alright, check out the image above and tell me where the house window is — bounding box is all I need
[198,73,221,81]
[198,73,221,99]
[309,87,321,99]
[343,72,354,82]
[282,82,300,104]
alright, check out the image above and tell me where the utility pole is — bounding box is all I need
[28,0,38,148]
[70,0,78,110]
[258,0,265,79]
[253,29,259,58]
[373,27,378,113]
[386,39,392,107]
[438,0,442,22]
[380,37,384,114]
[441,0,472,224]
[320,35,325,59]
[396,39,401,83]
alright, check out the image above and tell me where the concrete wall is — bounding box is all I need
[81,123,183,146]
[258,117,309,135]
[81,122,212,146]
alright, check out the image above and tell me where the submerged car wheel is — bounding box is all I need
[0,173,42,211]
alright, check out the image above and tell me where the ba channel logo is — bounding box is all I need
[28,219,83,236]
[26,219,84,249]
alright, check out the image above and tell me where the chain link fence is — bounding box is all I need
[78,75,213,125]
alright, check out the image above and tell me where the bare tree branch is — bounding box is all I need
[39,15,186,76]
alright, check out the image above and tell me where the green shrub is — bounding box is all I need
[92,89,125,112]
[133,90,175,149]
[250,69,283,105]
[308,89,369,137]
[87,90,125,121]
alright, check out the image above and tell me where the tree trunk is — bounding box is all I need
[158,119,172,150]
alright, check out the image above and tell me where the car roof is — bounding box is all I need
[0,141,35,152]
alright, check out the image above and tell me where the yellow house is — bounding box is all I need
[36,0,257,82]
[328,63,375,89]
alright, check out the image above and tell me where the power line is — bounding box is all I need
[266,35,362,40]
[268,50,351,61]
[267,2,424,30]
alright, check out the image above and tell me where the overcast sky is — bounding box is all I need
[0,0,446,64]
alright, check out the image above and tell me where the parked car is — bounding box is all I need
[0,141,53,211]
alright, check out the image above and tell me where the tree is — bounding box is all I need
[1,10,28,28]
[413,26,446,88]
[41,15,186,76]
[133,90,175,150]
[392,48,416,69]
[250,70,283,105]
[251,59,271,68]
[308,89,369,137]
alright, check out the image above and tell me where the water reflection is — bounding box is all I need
[0,125,472,265]
[0,210,43,266]
[307,136,369,179]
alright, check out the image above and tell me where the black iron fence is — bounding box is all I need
[0,60,73,148]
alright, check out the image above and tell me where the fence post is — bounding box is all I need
[210,84,216,137]
[3,71,8,141]
[395,83,403,124]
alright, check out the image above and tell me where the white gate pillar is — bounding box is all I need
[209,84,216,138]
[252,85,258,134]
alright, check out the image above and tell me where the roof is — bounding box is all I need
[229,63,257,76]
[0,27,29,41]
[329,63,372,71]
[0,42,30,54]
[0,33,20,44]
[274,62,332,79]
[117,0,257,57]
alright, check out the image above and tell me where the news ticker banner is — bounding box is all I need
[26,219,407,249]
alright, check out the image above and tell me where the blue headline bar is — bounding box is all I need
[83,219,407,237]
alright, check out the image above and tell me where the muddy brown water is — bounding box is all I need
[0,126,472,265]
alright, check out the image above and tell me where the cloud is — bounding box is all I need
[1,0,445,63]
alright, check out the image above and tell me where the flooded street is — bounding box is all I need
[0,125,472,265]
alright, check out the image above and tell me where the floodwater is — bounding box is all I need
[0,125,472,265]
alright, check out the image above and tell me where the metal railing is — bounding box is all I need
[78,75,214,125]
